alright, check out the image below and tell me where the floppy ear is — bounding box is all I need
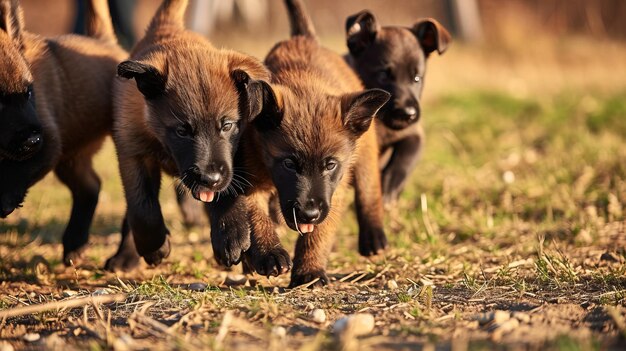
[0,0,24,50]
[118,60,167,99]
[341,88,390,136]
[412,18,451,56]
[247,80,283,132]
[345,10,379,56]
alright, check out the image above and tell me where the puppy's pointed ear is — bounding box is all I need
[412,18,451,56]
[0,0,25,50]
[248,80,283,132]
[345,10,379,56]
[118,60,167,99]
[341,88,390,137]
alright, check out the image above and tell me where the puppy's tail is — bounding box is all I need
[85,0,117,43]
[147,0,188,34]
[284,0,316,38]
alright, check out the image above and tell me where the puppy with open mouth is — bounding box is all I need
[105,0,269,271]
[211,0,390,287]
[0,0,126,265]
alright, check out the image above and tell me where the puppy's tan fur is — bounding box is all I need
[0,0,126,263]
[106,0,269,271]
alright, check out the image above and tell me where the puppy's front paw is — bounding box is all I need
[104,250,141,272]
[359,227,387,257]
[212,219,251,267]
[289,269,329,288]
[63,248,87,267]
[246,246,292,277]
[143,237,171,266]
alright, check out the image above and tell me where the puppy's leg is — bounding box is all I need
[243,193,291,277]
[354,130,387,256]
[289,218,336,288]
[55,154,101,266]
[121,156,171,265]
[205,195,251,267]
[176,191,205,228]
[104,214,141,271]
[381,133,422,204]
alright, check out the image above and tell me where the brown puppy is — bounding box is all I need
[0,0,126,264]
[345,11,450,205]
[105,0,269,271]
[212,0,390,287]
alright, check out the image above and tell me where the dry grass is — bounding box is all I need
[1,33,626,350]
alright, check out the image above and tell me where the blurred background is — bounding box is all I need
[20,0,626,100]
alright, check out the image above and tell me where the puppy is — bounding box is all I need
[105,0,269,271]
[212,0,390,287]
[0,0,126,265]
[344,10,450,204]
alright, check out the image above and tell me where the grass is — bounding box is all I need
[1,47,626,349]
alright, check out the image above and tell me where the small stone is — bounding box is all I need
[333,313,375,336]
[188,231,200,243]
[23,333,40,342]
[92,288,111,296]
[306,302,315,310]
[186,283,207,292]
[600,252,619,263]
[309,309,326,323]
[62,290,78,298]
[385,280,398,290]
[224,274,247,286]
[271,326,287,338]
[0,342,14,351]
[503,171,515,184]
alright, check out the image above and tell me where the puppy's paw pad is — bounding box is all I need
[143,238,171,266]
[104,253,141,272]
[63,250,85,267]
[212,223,251,267]
[252,247,292,277]
[358,228,388,257]
[289,270,329,288]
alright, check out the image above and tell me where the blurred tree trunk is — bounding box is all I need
[445,0,483,42]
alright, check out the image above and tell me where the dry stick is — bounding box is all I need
[0,293,127,320]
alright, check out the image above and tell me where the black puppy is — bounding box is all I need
[345,11,450,204]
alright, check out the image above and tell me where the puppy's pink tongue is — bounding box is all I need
[298,223,315,233]
[199,191,215,203]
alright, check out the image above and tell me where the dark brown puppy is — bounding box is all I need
[105,0,269,271]
[213,0,390,287]
[344,11,450,205]
[0,0,126,264]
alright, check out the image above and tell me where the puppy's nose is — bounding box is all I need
[0,207,15,218]
[403,106,417,117]
[298,207,321,223]
[203,172,221,186]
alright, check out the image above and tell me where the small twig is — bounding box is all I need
[0,293,126,320]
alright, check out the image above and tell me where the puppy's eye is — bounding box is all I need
[377,68,393,82]
[26,85,33,100]
[176,125,191,137]
[283,158,297,171]
[414,75,421,83]
[221,122,234,132]
[325,160,337,171]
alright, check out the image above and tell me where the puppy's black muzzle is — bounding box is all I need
[379,105,421,130]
